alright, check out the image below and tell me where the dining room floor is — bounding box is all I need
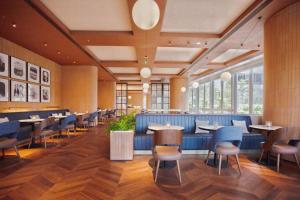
[1,125,300,200]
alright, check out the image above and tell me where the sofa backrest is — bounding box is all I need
[135,114,252,134]
[0,109,69,121]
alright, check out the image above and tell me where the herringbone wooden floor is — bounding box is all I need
[1,126,300,200]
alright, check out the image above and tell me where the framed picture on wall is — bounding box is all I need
[0,78,9,102]
[11,80,27,102]
[27,63,40,83]
[28,83,40,102]
[0,52,9,77]
[41,68,50,85]
[11,56,26,80]
[41,86,50,102]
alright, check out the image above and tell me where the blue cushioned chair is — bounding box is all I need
[0,121,20,158]
[59,114,77,137]
[88,112,98,127]
[206,126,243,175]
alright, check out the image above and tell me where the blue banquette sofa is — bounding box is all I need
[134,114,265,150]
[0,109,69,145]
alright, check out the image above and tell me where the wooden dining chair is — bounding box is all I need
[152,129,183,183]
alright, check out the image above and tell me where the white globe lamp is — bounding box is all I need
[132,0,160,30]
[140,67,152,78]
[143,82,150,89]
[192,82,199,88]
[220,72,232,81]
[181,87,186,93]
[128,96,132,100]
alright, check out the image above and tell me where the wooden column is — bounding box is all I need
[264,2,300,142]
[170,77,188,111]
[98,80,116,109]
[61,65,98,113]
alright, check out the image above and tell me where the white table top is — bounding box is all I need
[249,125,282,131]
[148,125,184,131]
[19,118,44,123]
[198,125,224,131]
[53,115,68,119]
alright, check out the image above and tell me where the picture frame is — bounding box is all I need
[27,63,40,83]
[0,78,9,102]
[41,86,50,102]
[11,80,27,102]
[11,56,26,80]
[28,83,40,102]
[0,52,9,77]
[41,68,50,85]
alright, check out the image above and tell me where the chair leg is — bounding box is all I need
[258,149,264,163]
[277,153,280,173]
[206,150,211,165]
[177,160,182,184]
[44,136,47,148]
[67,129,70,138]
[1,149,5,159]
[155,160,160,182]
[218,154,222,175]
[235,154,242,175]
[14,145,20,158]
[293,154,300,170]
[28,136,33,149]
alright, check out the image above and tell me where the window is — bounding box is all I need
[151,83,169,109]
[203,82,211,112]
[198,84,205,111]
[116,83,128,116]
[252,67,263,114]
[222,79,232,112]
[236,70,250,114]
[213,79,222,112]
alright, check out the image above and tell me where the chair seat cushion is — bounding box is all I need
[216,144,240,155]
[0,138,17,148]
[154,146,182,161]
[272,144,298,154]
[40,130,54,136]
[66,124,75,129]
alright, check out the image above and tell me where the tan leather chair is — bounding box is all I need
[153,129,183,183]
[272,141,300,172]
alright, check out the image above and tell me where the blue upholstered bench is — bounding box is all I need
[134,114,265,150]
[0,109,69,145]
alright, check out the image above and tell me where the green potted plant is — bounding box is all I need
[107,112,136,160]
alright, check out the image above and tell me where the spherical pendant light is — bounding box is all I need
[143,82,150,89]
[192,82,199,88]
[132,0,160,30]
[128,96,132,100]
[220,72,232,81]
[140,67,152,78]
[181,87,186,93]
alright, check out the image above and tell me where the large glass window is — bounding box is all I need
[213,79,222,112]
[236,70,250,114]
[151,83,169,109]
[222,79,232,112]
[198,84,205,111]
[203,82,211,111]
[116,83,128,116]
[252,67,263,114]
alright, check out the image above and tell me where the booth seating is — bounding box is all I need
[0,109,69,145]
[0,121,20,158]
[134,114,265,151]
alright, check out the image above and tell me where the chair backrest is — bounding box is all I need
[153,129,183,146]
[88,112,98,121]
[60,114,76,128]
[0,121,20,137]
[209,126,243,151]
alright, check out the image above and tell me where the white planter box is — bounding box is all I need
[110,130,134,160]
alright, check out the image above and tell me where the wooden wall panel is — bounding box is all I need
[62,65,98,112]
[0,37,62,112]
[170,77,188,111]
[98,80,116,109]
[264,2,300,141]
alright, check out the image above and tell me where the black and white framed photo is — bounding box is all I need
[11,80,27,102]
[27,63,40,83]
[0,52,9,77]
[11,57,26,80]
[41,86,50,102]
[41,68,50,85]
[0,78,9,101]
[28,83,40,102]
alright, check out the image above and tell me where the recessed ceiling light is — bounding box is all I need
[57,51,61,54]
[73,61,76,64]
[12,23,16,28]
[43,42,48,47]
[204,41,208,46]
[196,42,201,45]
[87,39,90,43]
